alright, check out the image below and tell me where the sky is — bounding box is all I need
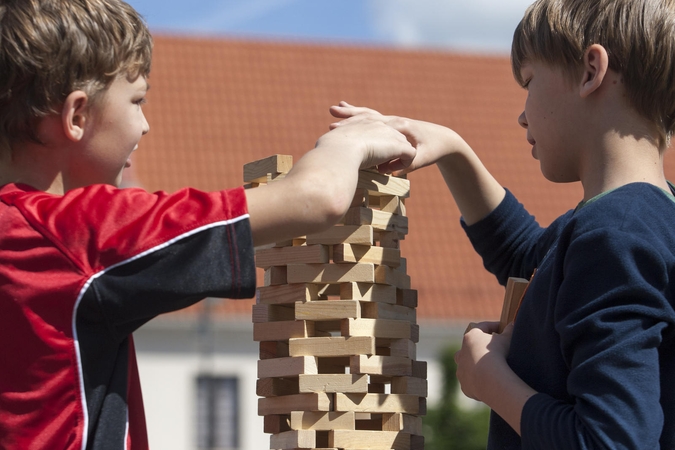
[125,0,535,55]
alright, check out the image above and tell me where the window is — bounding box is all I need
[196,375,239,450]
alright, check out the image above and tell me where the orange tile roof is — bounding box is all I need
[132,35,675,322]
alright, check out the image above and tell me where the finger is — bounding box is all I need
[464,322,479,334]
[472,321,501,334]
[500,322,515,337]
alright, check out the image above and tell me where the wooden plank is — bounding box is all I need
[253,320,314,342]
[350,355,412,376]
[382,414,423,435]
[342,318,411,340]
[361,302,416,323]
[340,282,396,304]
[295,300,361,321]
[258,393,333,415]
[264,414,291,434]
[396,289,418,308]
[378,231,403,249]
[290,411,355,431]
[269,429,316,449]
[379,195,406,216]
[343,207,408,233]
[289,336,375,357]
[252,304,296,323]
[256,377,299,397]
[287,263,375,284]
[306,225,374,246]
[335,393,419,414]
[264,266,287,286]
[257,283,322,305]
[298,374,368,394]
[259,341,290,360]
[411,361,427,379]
[391,377,428,397]
[357,171,410,198]
[256,245,329,268]
[388,339,416,359]
[330,430,410,450]
[243,154,293,182]
[499,277,530,332]
[257,356,318,378]
[333,244,400,267]
[375,265,411,289]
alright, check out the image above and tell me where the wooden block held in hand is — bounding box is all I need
[499,277,529,332]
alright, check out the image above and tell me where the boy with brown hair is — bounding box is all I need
[0,1,415,448]
[332,0,675,448]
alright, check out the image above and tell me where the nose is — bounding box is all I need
[141,111,150,135]
[518,111,528,129]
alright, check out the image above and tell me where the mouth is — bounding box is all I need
[527,136,536,146]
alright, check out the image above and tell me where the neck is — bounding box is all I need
[579,130,669,201]
[0,141,68,195]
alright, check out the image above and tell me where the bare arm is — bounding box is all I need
[245,120,416,246]
[330,102,505,225]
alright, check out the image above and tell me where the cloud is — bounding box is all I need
[188,0,301,32]
[367,0,534,53]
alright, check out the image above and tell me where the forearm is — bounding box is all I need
[436,139,505,225]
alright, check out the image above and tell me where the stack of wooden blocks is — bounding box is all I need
[245,155,426,450]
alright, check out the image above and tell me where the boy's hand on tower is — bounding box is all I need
[329,101,472,174]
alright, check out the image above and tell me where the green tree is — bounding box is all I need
[423,345,490,450]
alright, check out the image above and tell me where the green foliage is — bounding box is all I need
[423,345,491,450]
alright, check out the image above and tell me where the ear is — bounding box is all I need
[579,44,609,98]
[61,90,90,142]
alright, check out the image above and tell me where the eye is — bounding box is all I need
[134,98,147,106]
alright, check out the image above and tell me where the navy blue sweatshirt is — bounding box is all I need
[463,183,675,450]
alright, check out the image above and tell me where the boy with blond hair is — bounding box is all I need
[0,1,415,448]
[332,0,675,448]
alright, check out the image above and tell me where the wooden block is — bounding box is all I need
[357,170,410,198]
[350,188,371,208]
[379,195,406,216]
[256,245,329,268]
[243,154,293,182]
[289,336,375,357]
[259,341,290,360]
[269,429,316,449]
[258,393,333,415]
[382,414,423,435]
[368,383,386,393]
[252,304,296,323]
[264,414,291,434]
[418,397,427,416]
[256,377,299,397]
[287,263,375,284]
[410,434,425,450]
[411,361,427,379]
[257,284,317,305]
[499,277,530,332]
[335,393,419,414]
[258,356,318,378]
[378,231,403,249]
[396,289,418,308]
[264,266,287,286]
[306,225,374,246]
[340,282,396,304]
[388,340,416,359]
[290,411,355,431]
[342,318,411,340]
[253,320,314,342]
[295,300,361,321]
[350,355,412,376]
[391,377,427,397]
[375,265,411,289]
[317,357,350,374]
[361,303,416,323]
[333,244,400,268]
[330,430,410,450]
[298,374,368,394]
[343,207,408,234]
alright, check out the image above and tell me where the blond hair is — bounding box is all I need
[0,0,152,153]
[512,0,675,147]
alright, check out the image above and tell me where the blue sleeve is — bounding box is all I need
[462,189,572,285]
[521,227,671,449]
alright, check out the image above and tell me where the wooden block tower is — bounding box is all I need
[245,155,426,450]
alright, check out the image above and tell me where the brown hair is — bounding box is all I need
[0,0,152,153]
[511,0,675,147]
